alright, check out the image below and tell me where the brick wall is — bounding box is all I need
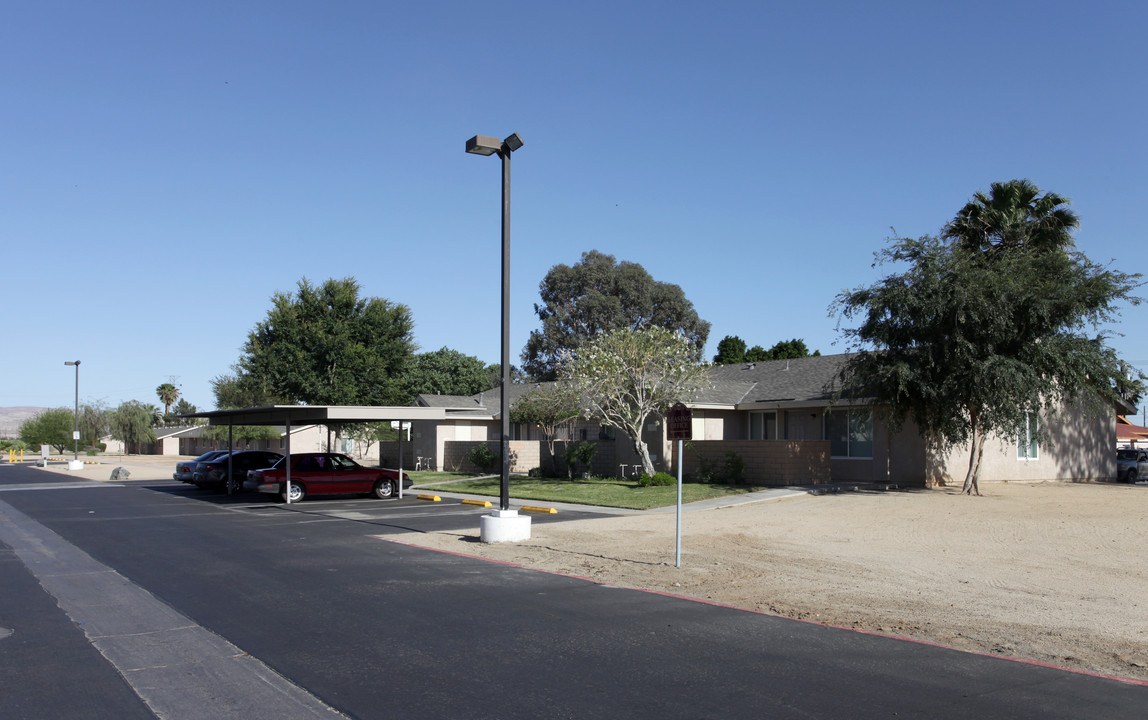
[442,440,541,474]
[672,440,831,485]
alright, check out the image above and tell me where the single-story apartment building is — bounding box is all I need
[410,353,1123,486]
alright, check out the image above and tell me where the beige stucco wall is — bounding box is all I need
[930,401,1116,484]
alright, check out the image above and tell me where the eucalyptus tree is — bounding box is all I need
[523,250,710,381]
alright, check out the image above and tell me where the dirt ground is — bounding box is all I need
[393,481,1148,683]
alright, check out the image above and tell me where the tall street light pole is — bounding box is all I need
[465,132,524,512]
[64,360,80,461]
[467,133,531,543]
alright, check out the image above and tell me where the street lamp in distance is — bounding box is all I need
[64,360,81,466]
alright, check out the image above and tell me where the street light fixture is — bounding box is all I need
[466,132,530,542]
[64,360,80,462]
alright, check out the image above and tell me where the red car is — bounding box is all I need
[245,453,412,502]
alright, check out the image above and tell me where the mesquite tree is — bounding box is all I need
[835,180,1141,495]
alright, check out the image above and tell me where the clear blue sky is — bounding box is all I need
[4,1,1146,418]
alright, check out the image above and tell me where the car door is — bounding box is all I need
[293,455,328,494]
[331,454,371,494]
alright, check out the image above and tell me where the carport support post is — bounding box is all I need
[397,421,404,499]
[227,424,234,495]
[285,417,292,505]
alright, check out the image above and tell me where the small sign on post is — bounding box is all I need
[667,403,693,441]
[666,403,692,568]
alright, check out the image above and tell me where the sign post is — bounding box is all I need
[666,403,693,567]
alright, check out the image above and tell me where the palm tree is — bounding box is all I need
[156,383,180,416]
[943,179,1079,254]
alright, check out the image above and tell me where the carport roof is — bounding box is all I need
[184,405,450,427]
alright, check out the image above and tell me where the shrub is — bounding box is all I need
[693,455,718,483]
[565,441,598,476]
[528,466,542,478]
[723,451,746,484]
[638,471,675,487]
[85,448,99,456]
[690,451,746,484]
[468,444,499,473]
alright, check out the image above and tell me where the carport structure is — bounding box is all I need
[185,406,452,503]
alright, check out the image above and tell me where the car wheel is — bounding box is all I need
[1126,468,1138,484]
[280,481,306,503]
[225,475,241,495]
[372,478,396,499]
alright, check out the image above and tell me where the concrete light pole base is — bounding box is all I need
[67,460,84,471]
[480,509,531,543]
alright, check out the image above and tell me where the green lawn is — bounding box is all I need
[413,475,756,510]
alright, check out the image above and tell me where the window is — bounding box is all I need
[825,409,873,458]
[1017,412,1039,460]
[749,411,777,440]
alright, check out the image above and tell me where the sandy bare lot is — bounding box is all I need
[394,481,1148,683]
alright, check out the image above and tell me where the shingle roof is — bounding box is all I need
[416,355,853,416]
[697,353,850,406]
[415,382,567,418]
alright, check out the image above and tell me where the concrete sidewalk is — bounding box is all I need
[421,482,901,516]
[16,453,185,483]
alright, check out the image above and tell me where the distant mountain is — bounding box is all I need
[0,406,49,437]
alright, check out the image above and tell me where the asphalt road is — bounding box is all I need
[1,462,1144,719]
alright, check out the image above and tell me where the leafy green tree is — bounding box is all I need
[109,401,157,454]
[835,180,1141,496]
[486,363,527,388]
[345,422,394,459]
[562,326,710,477]
[509,383,583,474]
[211,367,286,409]
[403,347,493,399]
[523,250,710,380]
[237,277,416,406]
[172,398,203,426]
[19,408,74,453]
[763,338,819,360]
[715,336,819,364]
[156,383,179,415]
[713,335,747,364]
[744,345,770,362]
[78,401,110,449]
[203,424,278,447]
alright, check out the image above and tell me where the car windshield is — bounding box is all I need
[1118,449,1138,460]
